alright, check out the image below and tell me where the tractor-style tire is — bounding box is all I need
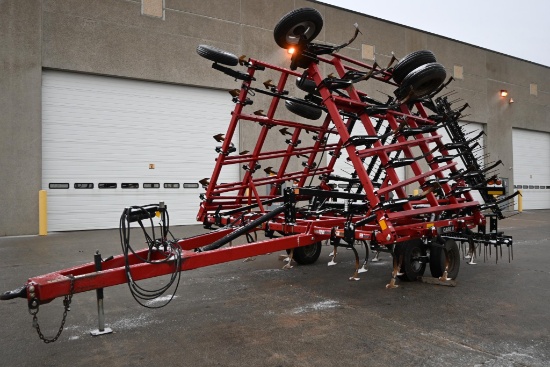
[392,50,436,84]
[395,62,446,101]
[429,239,460,279]
[274,8,323,49]
[196,44,239,66]
[296,77,318,94]
[396,239,427,281]
[285,99,323,120]
[288,242,322,265]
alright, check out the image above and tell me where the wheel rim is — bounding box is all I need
[285,21,318,45]
[446,248,456,271]
[410,247,423,273]
[301,243,319,258]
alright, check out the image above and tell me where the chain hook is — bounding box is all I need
[30,274,75,343]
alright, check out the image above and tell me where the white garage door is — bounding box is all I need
[42,71,238,231]
[513,128,550,209]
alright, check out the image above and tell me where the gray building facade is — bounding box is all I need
[1,0,549,236]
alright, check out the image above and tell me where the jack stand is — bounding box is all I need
[90,251,113,337]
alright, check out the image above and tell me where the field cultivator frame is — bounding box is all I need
[1,7,518,342]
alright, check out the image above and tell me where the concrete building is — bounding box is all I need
[1,0,549,236]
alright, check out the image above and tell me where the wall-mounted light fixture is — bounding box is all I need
[500,90,508,97]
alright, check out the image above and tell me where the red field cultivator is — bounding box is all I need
[2,8,518,342]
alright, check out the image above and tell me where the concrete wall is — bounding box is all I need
[0,0,42,236]
[1,0,549,235]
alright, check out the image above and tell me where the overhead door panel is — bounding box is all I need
[42,71,238,231]
[513,128,550,209]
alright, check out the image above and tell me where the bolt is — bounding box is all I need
[311,236,315,241]
[28,285,35,293]
[29,292,35,298]
[386,234,391,241]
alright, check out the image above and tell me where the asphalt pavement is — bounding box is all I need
[1,210,549,367]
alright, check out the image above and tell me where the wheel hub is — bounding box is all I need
[286,21,317,44]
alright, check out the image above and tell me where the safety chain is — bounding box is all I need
[29,275,75,343]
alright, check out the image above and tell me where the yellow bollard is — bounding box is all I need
[39,190,47,236]
[517,189,523,212]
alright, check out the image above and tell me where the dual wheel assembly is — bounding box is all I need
[396,239,460,282]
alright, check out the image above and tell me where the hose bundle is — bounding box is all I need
[119,203,181,308]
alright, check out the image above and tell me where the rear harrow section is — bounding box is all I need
[1,7,519,342]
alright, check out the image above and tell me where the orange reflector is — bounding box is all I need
[379,220,387,231]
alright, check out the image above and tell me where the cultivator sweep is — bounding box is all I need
[2,8,519,342]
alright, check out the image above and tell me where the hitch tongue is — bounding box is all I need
[0,285,27,301]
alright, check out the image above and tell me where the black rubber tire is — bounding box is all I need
[296,77,318,94]
[396,239,427,281]
[429,239,460,279]
[274,8,323,49]
[287,242,322,265]
[285,99,323,120]
[196,44,239,66]
[395,62,446,100]
[392,50,436,84]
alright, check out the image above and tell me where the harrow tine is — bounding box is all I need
[439,90,458,98]
[429,76,455,97]
[467,238,477,265]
